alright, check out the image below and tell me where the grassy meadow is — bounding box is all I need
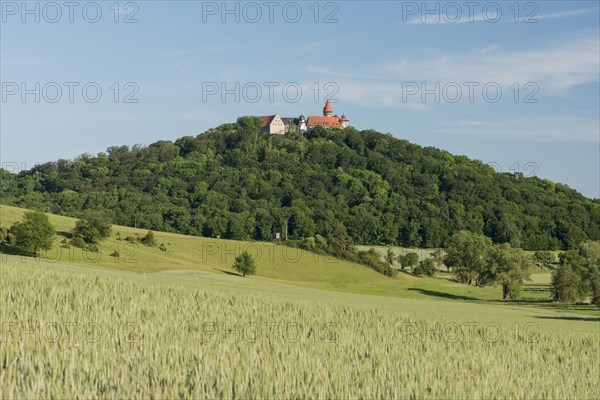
[0,205,556,302]
[1,205,599,398]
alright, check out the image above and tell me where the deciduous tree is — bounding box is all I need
[232,250,257,277]
[10,211,55,256]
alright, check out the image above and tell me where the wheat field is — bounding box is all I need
[1,259,599,399]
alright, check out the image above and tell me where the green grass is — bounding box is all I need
[0,204,420,296]
[0,258,598,398]
[2,205,599,397]
[0,204,592,310]
[0,204,510,302]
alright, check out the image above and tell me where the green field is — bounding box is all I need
[1,205,599,397]
[0,205,557,303]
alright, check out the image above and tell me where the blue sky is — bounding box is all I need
[1,1,599,197]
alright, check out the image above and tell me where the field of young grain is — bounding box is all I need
[1,260,598,399]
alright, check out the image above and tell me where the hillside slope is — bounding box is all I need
[0,204,417,295]
[3,204,534,301]
[1,118,598,250]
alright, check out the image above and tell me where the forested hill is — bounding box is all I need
[1,117,598,250]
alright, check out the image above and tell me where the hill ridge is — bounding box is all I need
[1,117,598,250]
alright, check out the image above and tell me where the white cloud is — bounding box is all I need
[309,33,599,110]
[333,80,435,111]
[377,35,599,93]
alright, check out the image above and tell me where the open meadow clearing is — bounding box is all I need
[1,205,599,398]
[0,205,569,303]
[1,256,599,398]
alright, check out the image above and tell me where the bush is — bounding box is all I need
[357,249,397,277]
[85,243,100,253]
[303,236,316,249]
[0,225,8,244]
[315,234,328,249]
[74,213,112,243]
[140,231,157,247]
[413,258,437,277]
[125,235,140,243]
[7,232,17,247]
[110,250,120,258]
[70,235,86,249]
[158,243,167,252]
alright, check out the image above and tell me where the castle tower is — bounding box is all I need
[323,99,333,116]
[340,112,349,128]
[298,115,307,134]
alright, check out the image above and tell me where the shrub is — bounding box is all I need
[7,232,17,247]
[73,213,112,243]
[85,243,100,253]
[158,243,167,252]
[70,235,86,249]
[413,258,437,277]
[357,249,396,277]
[303,236,316,249]
[125,235,140,243]
[314,234,328,249]
[0,225,8,244]
[140,231,157,247]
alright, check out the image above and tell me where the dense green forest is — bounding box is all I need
[1,117,598,250]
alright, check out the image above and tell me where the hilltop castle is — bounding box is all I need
[259,99,349,134]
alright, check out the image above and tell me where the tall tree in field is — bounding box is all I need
[431,249,446,271]
[232,251,257,277]
[444,231,492,285]
[10,210,55,256]
[551,251,586,303]
[553,241,600,304]
[385,246,396,268]
[485,243,532,300]
[578,241,600,304]
[330,224,353,253]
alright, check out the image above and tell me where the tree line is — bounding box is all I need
[1,116,598,250]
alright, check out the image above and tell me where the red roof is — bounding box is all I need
[258,115,275,127]
[323,99,333,114]
[308,116,342,128]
